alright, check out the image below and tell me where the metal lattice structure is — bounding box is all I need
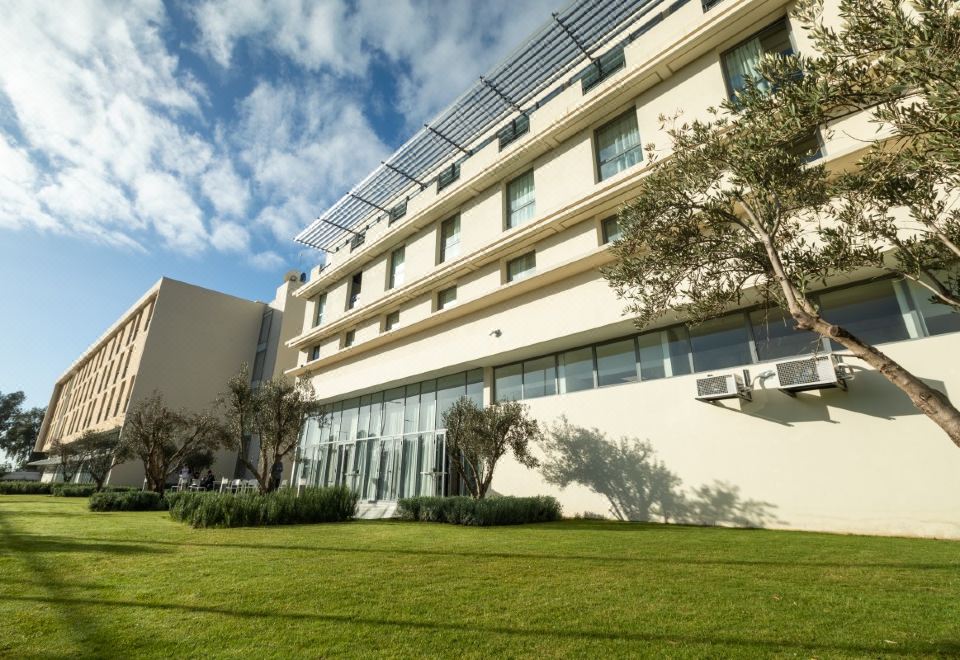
[295,0,677,252]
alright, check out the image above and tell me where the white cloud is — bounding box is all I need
[134,172,208,254]
[210,220,251,253]
[202,160,250,217]
[250,250,285,271]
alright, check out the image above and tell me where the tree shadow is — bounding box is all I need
[0,531,168,556]
[540,419,781,527]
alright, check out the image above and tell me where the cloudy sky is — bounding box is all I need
[0,0,565,410]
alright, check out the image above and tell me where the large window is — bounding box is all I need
[494,363,523,402]
[388,246,405,290]
[596,110,642,181]
[506,170,536,229]
[596,338,638,387]
[601,216,621,244]
[506,251,536,283]
[689,315,753,372]
[560,347,595,393]
[313,294,327,326]
[347,272,362,310]
[494,356,558,402]
[908,280,960,336]
[722,21,792,98]
[439,215,461,263]
[818,280,911,347]
[750,307,824,361]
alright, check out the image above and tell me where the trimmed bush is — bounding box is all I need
[168,486,358,528]
[52,484,136,497]
[0,481,52,495]
[397,495,562,526]
[89,490,168,512]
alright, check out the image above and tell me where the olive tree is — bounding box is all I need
[117,392,224,493]
[603,64,960,445]
[220,365,318,493]
[441,397,541,499]
[73,428,121,491]
[48,436,84,484]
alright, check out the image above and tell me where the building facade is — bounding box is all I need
[285,0,960,538]
[35,274,306,486]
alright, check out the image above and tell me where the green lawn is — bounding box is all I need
[0,497,958,658]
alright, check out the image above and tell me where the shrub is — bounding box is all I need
[397,495,562,526]
[0,481,52,495]
[168,486,358,528]
[89,490,168,512]
[52,484,136,497]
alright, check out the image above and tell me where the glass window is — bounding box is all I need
[340,398,359,442]
[560,346,595,393]
[506,170,535,229]
[637,331,668,380]
[436,372,467,426]
[437,286,457,310]
[357,395,372,439]
[689,315,753,372]
[722,21,792,98]
[498,114,530,150]
[596,338,638,387]
[347,272,362,310]
[343,330,356,348]
[439,216,460,263]
[582,46,626,93]
[404,384,420,434]
[313,294,327,326]
[466,369,484,406]
[601,216,621,244]
[908,280,960,336]
[818,280,911,346]
[388,246,405,289]
[495,363,523,402]
[506,252,536,283]
[750,307,823,361]
[368,392,383,437]
[419,381,437,432]
[382,388,405,436]
[389,200,407,224]
[384,310,400,332]
[437,163,460,191]
[596,110,642,181]
[309,346,320,361]
[523,356,558,398]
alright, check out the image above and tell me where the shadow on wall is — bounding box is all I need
[540,418,780,527]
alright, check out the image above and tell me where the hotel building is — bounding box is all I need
[285,0,960,537]
[34,275,306,485]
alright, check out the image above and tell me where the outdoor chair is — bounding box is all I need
[188,479,202,492]
[218,477,230,493]
[229,478,242,494]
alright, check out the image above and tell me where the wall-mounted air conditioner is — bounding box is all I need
[772,354,847,395]
[695,373,751,402]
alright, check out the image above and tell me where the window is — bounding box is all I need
[601,216,621,244]
[506,252,536,283]
[439,215,461,263]
[350,232,366,252]
[523,356,558,399]
[506,170,536,229]
[310,345,321,361]
[596,110,642,181]
[560,347,595,393]
[596,338,639,387]
[437,286,457,310]
[750,307,823,361]
[389,200,407,224]
[343,330,356,348]
[818,280,912,347]
[582,46,626,93]
[494,363,523,402]
[722,21,792,98]
[437,163,460,191]
[388,246,405,289]
[384,310,400,332]
[908,280,960,336]
[347,272,362,310]
[314,294,327,326]
[689,315,753,372]
[498,114,530,150]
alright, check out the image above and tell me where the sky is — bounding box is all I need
[0,0,567,415]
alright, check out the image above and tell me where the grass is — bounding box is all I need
[0,496,958,658]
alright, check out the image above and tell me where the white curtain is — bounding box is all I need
[726,37,763,94]
[508,171,536,228]
[598,113,641,180]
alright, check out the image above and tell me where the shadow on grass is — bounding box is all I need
[14,531,954,572]
[0,532,168,555]
[0,593,956,657]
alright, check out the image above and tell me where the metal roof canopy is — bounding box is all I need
[295,0,670,252]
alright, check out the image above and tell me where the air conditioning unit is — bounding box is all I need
[695,373,751,402]
[773,354,847,395]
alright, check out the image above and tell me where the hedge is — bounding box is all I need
[167,486,358,528]
[51,484,136,497]
[397,495,562,526]
[0,481,52,495]
[89,490,168,512]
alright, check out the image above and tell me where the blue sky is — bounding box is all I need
[0,0,565,413]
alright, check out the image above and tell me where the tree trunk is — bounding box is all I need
[800,311,960,447]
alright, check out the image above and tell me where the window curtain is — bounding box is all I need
[598,113,641,180]
[508,171,536,227]
[725,37,763,94]
[442,217,460,260]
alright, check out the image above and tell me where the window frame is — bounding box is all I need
[387,245,406,290]
[438,215,461,264]
[313,293,327,327]
[505,251,537,284]
[383,310,401,333]
[436,285,458,311]
[720,19,794,101]
[346,272,363,311]
[505,169,536,230]
[594,108,643,182]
